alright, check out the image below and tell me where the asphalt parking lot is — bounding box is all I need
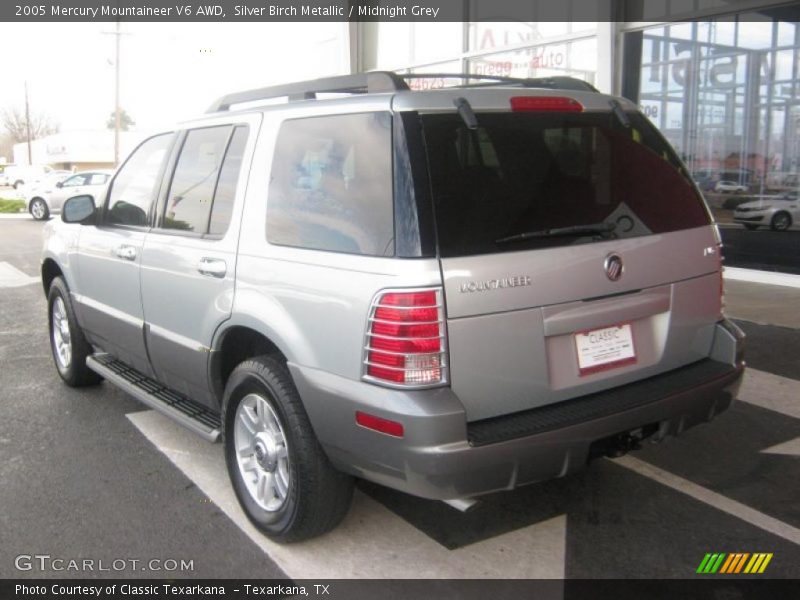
[1,216,799,583]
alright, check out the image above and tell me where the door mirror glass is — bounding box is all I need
[62,195,96,224]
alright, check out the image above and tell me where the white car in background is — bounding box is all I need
[714,180,748,194]
[2,164,55,189]
[733,192,799,231]
[26,170,112,220]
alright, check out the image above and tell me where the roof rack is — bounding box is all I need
[207,71,409,113]
[207,71,598,113]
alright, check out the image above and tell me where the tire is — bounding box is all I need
[29,198,49,221]
[223,356,354,543]
[770,212,792,232]
[47,277,102,387]
[743,224,759,231]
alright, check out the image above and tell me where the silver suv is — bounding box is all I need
[42,72,745,542]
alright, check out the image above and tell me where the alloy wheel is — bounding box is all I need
[233,393,291,512]
[51,297,72,369]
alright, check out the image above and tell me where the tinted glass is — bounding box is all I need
[88,173,109,185]
[421,112,710,257]
[63,174,89,187]
[106,133,173,227]
[209,125,248,236]
[267,112,394,256]
[164,126,231,233]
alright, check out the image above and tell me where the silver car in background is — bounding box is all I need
[733,192,799,231]
[27,170,112,220]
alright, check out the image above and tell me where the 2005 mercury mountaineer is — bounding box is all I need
[41,72,745,542]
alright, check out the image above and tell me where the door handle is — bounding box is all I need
[197,257,227,278]
[113,245,137,261]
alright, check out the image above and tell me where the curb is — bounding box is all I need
[724,267,800,289]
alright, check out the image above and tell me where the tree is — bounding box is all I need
[1,107,59,143]
[106,109,135,131]
[0,133,14,163]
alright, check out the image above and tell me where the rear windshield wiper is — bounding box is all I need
[495,223,617,244]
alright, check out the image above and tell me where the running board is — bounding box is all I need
[86,354,221,443]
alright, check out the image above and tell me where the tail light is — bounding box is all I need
[510,96,584,112]
[363,288,447,387]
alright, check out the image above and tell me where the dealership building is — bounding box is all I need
[351,0,799,193]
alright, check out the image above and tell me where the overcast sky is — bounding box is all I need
[0,22,349,134]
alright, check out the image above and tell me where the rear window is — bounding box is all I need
[421,112,710,257]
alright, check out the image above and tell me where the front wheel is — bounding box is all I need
[48,278,102,386]
[770,212,792,232]
[223,356,354,543]
[30,198,49,220]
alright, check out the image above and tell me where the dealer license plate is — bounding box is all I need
[575,323,636,376]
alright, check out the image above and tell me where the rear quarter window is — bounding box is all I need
[266,112,394,256]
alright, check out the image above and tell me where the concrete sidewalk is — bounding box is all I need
[725,279,800,330]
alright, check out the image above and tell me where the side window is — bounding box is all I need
[63,174,89,187]
[163,126,231,233]
[106,133,173,227]
[208,125,248,236]
[88,173,109,186]
[266,112,394,256]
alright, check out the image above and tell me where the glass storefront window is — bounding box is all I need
[737,18,776,50]
[468,22,597,55]
[466,38,597,85]
[403,62,465,91]
[376,22,463,68]
[626,14,800,231]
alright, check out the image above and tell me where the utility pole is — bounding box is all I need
[114,19,120,165]
[24,81,32,165]
[103,20,129,166]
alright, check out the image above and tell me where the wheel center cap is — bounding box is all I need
[254,436,277,472]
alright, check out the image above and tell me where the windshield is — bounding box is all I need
[420,111,711,258]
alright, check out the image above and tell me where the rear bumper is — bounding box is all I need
[290,319,745,501]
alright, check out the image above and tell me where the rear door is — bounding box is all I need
[419,107,722,421]
[139,120,255,408]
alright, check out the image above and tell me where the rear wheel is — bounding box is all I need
[770,212,792,232]
[30,198,49,220]
[48,277,102,386]
[223,356,353,542]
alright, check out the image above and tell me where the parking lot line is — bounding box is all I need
[127,409,567,580]
[0,261,39,288]
[615,455,800,547]
[737,368,800,419]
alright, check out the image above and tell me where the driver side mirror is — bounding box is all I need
[55,181,64,188]
[62,195,96,225]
